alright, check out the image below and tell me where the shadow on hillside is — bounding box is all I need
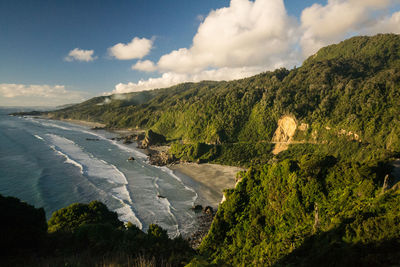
[274,221,400,267]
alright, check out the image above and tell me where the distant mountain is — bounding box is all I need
[56,103,78,109]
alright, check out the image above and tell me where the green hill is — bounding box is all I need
[49,34,400,155]
[0,195,194,266]
[44,34,400,265]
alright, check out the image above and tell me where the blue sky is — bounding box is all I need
[0,0,399,106]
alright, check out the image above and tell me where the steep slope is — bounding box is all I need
[49,34,400,155]
[193,35,400,266]
[46,34,400,265]
[198,153,400,266]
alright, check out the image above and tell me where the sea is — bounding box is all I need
[0,107,198,238]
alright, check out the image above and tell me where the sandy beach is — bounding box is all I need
[169,163,245,208]
[52,117,245,209]
[58,118,106,128]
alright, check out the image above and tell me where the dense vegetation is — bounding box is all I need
[13,34,400,265]
[169,142,274,167]
[0,195,193,266]
[197,144,400,266]
[49,34,400,157]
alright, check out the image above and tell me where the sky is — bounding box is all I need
[0,0,399,106]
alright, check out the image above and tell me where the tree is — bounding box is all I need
[48,200,123,233]
[0,194,47,255]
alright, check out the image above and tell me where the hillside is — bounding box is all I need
[0,195,194,266]
[43,34,400,265]
[48,34,400,162]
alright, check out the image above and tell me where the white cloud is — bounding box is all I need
[1,84,67,98]
[132,60,157,72]
[108,37,153,60]
[300,0,394,57]
[158,0,297,73]
[64,48,96,62]
[360,11,400,35]
[0,84,87,106]
[113,0,400,95]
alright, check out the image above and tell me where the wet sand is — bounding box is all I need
[169,163,245,208]
[58,118,106,128]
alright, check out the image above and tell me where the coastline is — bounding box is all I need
[48,117,245,206]
[169,163,244,208]
[48,117,245,245]
[57,118,106,128]
[166,163,244,248]
[56,118,244,206]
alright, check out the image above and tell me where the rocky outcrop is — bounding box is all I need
[191,205,203,212]
[271,116,297,154]
[112,132,145,145]
[134,133,145,142]
[203,206,213,214]
[187,211,215,249]
[148,150,175,166]
[220,193,226,204]
[139,130,167,149]
[338,129,361,142]
[90,126,105,130]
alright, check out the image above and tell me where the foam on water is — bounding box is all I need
[153,177,180,237]
[34,134,44,141]
[112,186,133,204]
[29,119,73,131]
[159,166,198,205]
[46,134,127,184]
[112,194,143,229]
[71,126,148,160]
[49,145,84,174]
[107,138,148,159]
[45,133,142,228]
[20,117,198,236]
[158,197,180,236]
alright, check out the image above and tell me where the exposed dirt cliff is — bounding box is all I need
[271,116,297,155]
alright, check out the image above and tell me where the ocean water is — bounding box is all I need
[0,108,198,238]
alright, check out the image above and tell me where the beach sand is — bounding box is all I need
[47,117,244,244]
[169,163,245,209]
[50,117,245,209]
[58,118,106,128]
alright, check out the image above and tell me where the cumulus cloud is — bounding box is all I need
[158,0,297,73]
[109,37,153,60]
[115,0,299,93]
[115,0,400,94]
[0,84,87,106]
[132,60,157,72]
[360,11,400,35]
[64,48,97,62]
[300,0,395,56]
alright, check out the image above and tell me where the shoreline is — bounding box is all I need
[47,117,245,245]
[56,118,244,206]
[45,117,245,206]
[169,163,244,209]
[58,118,106,128]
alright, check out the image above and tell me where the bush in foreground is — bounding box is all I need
[0,197,194,267]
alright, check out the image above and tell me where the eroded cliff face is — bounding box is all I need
[271,116,297,155]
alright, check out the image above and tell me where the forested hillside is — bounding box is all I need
[49,34,400,155]
[0,195,194,266]
[197,144,400,266]
[44,34,400,266]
